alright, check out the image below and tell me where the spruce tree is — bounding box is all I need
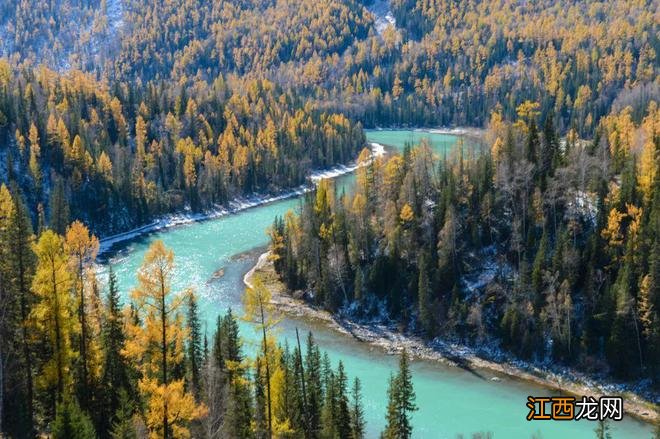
[100,266,131,437]
[335,362,352,438]
[320,364,336,438]
[2,185,36,437]
[52,398,97,439]
[350,377,365,439]
[187,291,202,399]
[49,178,70,235]
[417,252,434,335]
[594,419,612,439]
[110,390,137,439]
[305,332,323,437]
[383,350,417,439]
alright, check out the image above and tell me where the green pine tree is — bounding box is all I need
[52,398,97,439]
[100,266,131,437]
[305,332,323,437]
[187,291,202,399]
[335,361,352,438]
[383,350,417,439]
[109,390,137,439]
[350,377,365,439]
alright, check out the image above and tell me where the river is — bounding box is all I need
[98,130,653,438]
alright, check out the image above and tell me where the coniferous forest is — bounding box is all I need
[0,0,659,437]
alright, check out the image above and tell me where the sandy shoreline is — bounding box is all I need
[244,251,659,425]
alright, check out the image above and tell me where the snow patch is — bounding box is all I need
[567,190,598,225]
[106,0,124,33]
[367,0,397,35]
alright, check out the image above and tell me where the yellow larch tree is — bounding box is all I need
[124,240,206,439]
[30,230,76,405]
[243,276,282,439]
[64,220,101,403]
[638,103,658,204]
[355,146,374,201]
[28,122,42,192]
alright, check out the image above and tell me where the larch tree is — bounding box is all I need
[123,240,206,439]
[65,220,100,406]
[28,122,42,194]
[30,229,76,407]
[243,276,281,439]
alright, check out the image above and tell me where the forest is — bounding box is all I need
[0,0,656,237]
[0,63,364,234]
[270,102,660,383]
[0,0,658,437]
[0,202,418,438]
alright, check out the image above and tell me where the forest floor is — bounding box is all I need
[244,251,659,425]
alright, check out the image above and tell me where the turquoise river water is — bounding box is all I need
[99,130,653,438]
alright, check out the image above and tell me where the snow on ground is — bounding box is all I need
[462,246,499,296]
[568,189,598,225]
[367,0,396,35]
[99,142,387,254]
[106,0,124,33]
[370,142,386,156]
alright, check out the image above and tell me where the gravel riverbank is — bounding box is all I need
[244,251,659,425]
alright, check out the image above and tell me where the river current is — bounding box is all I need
[99,130,653,438]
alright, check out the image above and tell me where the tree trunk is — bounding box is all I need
[78,258,89,405]
[52,258,64,403]
[259,295,272,439]
[160,270,169,439]
[18,244,34,436]
[296,328,310,437]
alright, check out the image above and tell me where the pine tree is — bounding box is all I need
[110,390,138,439]
[186,291,202,399]
[100,266,131,437]
[52,397,97,439]
[49,179,70,235]
[350,377,365,439]
[383,350,417,439]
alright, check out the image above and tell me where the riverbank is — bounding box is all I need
[98,142,386,255]
[244,251,659,425]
